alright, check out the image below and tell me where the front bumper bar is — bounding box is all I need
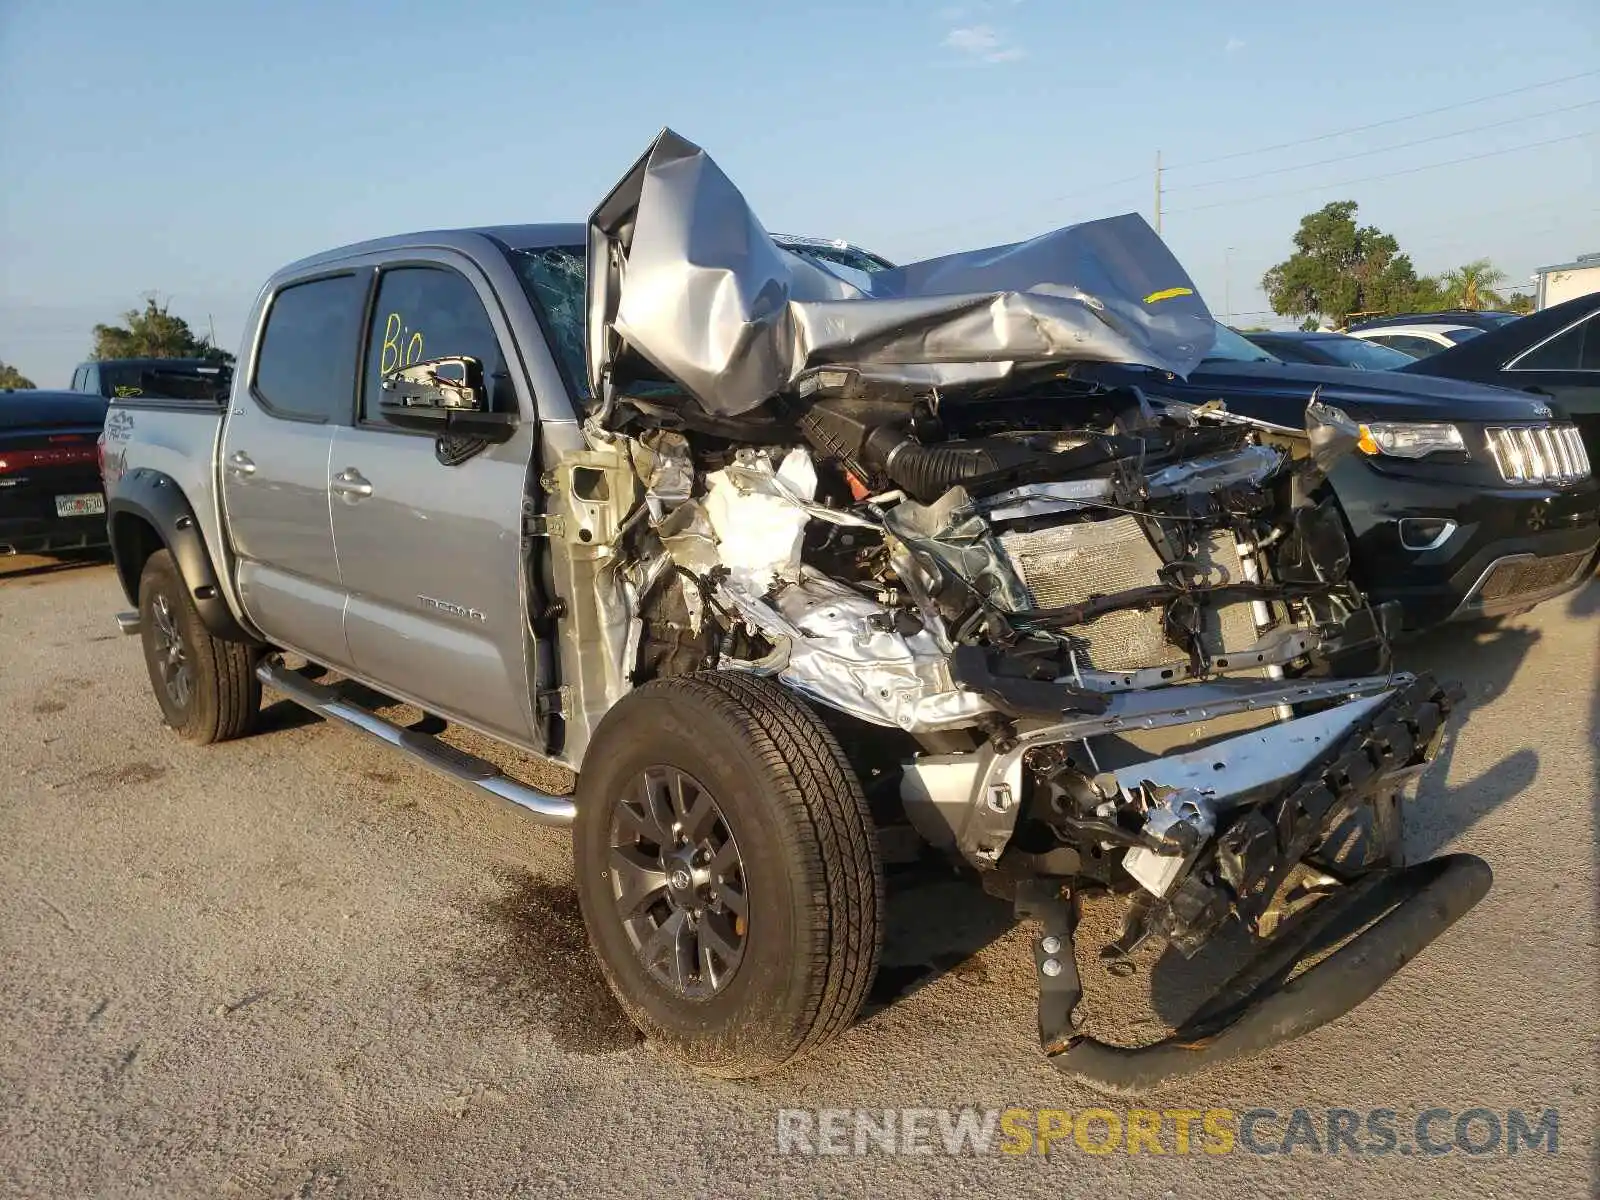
[1028,853,1491,1095]
[1014,669,1490,1093]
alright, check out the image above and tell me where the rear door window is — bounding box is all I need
[360,265,512,426]
[252,274,367,422]
[1512,314,1599,371]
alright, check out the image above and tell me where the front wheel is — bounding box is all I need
[573,672,883,1077]
[137,549,260,744]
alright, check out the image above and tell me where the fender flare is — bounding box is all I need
[108,469,258,644]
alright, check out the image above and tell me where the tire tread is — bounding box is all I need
[578,671,884,1076]
[138,550,259,745]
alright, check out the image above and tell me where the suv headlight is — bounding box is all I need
[1356,421,1466,459]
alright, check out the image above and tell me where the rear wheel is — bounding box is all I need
[573,672,883,1077]
[137,549,260,744]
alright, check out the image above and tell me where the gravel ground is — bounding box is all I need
[1,554,1595,1199]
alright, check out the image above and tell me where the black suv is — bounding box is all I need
[1081,324,1599,629]
[1398,290,1600,473]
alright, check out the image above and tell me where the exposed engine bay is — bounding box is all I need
[549,370,1432,956]
[535,128,1489,1090]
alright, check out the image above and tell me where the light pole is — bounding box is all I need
[1224,247,1235,326]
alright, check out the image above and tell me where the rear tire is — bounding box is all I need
[573,672,883,1077]
[137,549,260,744]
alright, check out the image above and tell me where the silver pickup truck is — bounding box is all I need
[102,131,1490,1093]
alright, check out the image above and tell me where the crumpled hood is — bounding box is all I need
[587,129,1217,417]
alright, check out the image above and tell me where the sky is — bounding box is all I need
[1,0,1597,386]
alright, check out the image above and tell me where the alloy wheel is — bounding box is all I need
[608,765,748,999]
[149,592,192,712]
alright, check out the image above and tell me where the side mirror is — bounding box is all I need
[378,356,516,441]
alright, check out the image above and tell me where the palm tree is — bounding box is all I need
[1437,259,1508,311]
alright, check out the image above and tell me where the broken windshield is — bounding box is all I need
[772,238,894,276]
[507,246,589,401]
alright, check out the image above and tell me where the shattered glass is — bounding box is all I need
[508,246,590,402]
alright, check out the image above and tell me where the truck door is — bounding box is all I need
[329,258,540,743]
[220,272,367,669]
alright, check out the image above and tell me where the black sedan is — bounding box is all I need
[1243,330,1416,371]
[1397,290,1600,473]
[1,389,110,555]
[1080,324,1600,630]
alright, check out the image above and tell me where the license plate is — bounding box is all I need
[55,493,106,518]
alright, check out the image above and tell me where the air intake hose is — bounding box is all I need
[863,426,1001,502]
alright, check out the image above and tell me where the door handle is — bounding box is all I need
[331,467,373,501]
[227,451,257,476]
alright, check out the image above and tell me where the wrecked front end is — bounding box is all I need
[554,130,1490,1090]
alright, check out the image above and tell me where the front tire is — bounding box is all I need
[573,672,883,1077]
[137,549,260,744]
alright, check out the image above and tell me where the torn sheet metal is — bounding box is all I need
[656,500,719,575]
[1103,692,1392,807]
[1143,444,1287,497]
[1124,788,1218,897]
[720,448,879,530]
[718,570,995,732]
[882,485,1034,613]
[979,478,1116,522]
[635,430,694,520]
[588,129,1217,417]
[1306,396,1363,473]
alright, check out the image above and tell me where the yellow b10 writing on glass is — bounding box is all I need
[380,313,425,374]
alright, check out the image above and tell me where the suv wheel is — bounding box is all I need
[573,672,883,1077]
[137,549,260,744]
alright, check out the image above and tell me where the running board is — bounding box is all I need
[256,659,576,827]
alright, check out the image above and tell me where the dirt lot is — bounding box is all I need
[2,554,1596,1198]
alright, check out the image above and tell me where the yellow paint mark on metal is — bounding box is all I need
[1143,287,1194,304]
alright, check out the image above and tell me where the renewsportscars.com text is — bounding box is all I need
[775,1106,1560,1157]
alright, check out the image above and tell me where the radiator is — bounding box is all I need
[998,518,1261,673]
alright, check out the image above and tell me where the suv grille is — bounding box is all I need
[1474,550,1592,605]
[1484,424,1591,484]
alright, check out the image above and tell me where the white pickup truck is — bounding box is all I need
[100,130,1490,1092]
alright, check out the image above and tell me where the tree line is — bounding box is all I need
[0,296,230,390]
[1261,200,1529,330]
